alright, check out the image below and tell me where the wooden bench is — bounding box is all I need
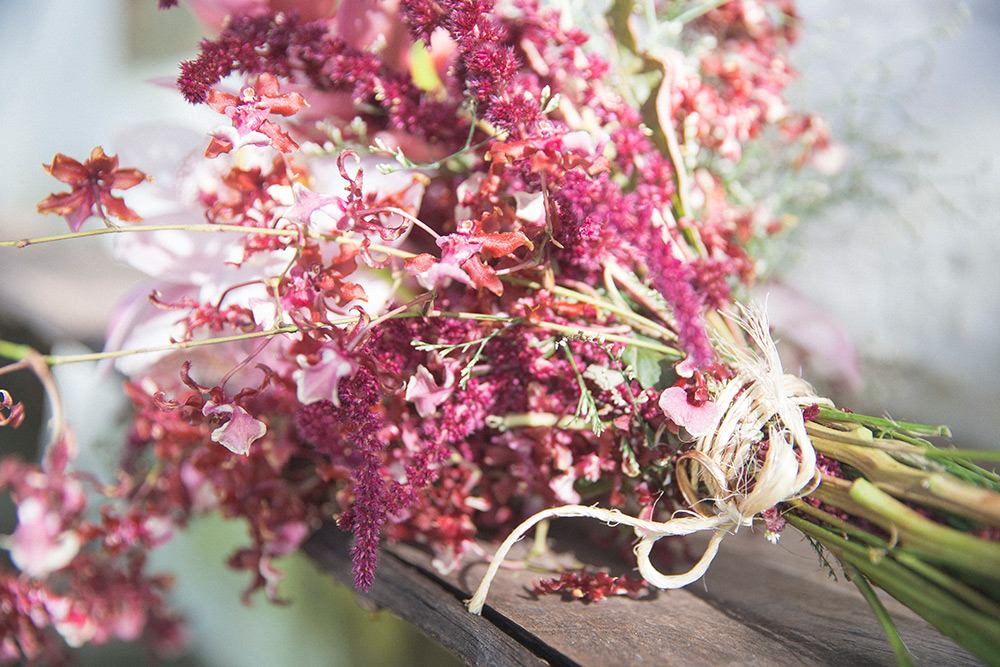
[305,522,980,665]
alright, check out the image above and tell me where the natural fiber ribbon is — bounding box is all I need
[467,303,831,614]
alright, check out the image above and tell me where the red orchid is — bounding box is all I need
[36,147,149,231]
[204,73,308,158]
[404,230,533,296]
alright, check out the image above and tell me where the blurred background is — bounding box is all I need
[0,0,997,664]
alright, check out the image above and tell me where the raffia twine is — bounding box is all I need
[467,303,832,614]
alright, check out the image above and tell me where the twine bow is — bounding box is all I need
[467,303,831,614]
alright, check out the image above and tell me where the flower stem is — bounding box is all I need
[504,276,680,343]
[786,514,1000,667]
[1,327,300,367]
[1,222,415,259]
[808,427,1000,528]
[814,407,951,438]
[849,571,916,667]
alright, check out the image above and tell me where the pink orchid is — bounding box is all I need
[282,182,345,230]
[43,594,97,648]
[658,386,721,438]
[405,233,484,290]
[1,496,81,578]
[202,401,267,456]
[293,347,358,406]
[404,364,456,418]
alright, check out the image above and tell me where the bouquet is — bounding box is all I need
[1,1,997,664]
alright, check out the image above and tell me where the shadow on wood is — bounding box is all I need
[304,522,981,666]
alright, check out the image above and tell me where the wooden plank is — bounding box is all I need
[303,526,551,666]
[305,522,982,666]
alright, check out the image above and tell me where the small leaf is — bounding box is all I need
[624,338,676,391]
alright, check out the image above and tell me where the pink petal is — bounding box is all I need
[658,387,720,438]
[2,497,81,578]
[203,402,267,456]
[294,347,358,406]
[404,364,454,418]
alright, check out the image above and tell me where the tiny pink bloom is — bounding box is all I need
[42,594,97,648]
[404,364,455,418]
[405,233,483,290]
[293,347,358,406]
[267,521,309,557]
[658,386,721,438]
[202,402,267,456]
[674,357,699,379]
[512,190,545,224]
[204,125,273,157]
[1,496,81,578]
[142,515,175,547]
[282,182,345,230]
[181,461,219,512]
[109,596,147,642]
[549,471,581,504]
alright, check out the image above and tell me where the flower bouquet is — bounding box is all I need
[1,1,998,665]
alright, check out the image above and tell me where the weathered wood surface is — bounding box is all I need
[304,522,982,666]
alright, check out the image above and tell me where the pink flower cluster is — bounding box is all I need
[2,0,842,661]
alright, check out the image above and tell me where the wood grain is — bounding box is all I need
[304,522,982,666]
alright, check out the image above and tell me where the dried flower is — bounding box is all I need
[37,147,149,231]
[204,73,308,157]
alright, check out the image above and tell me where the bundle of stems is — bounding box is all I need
[465,296,1000,667]
[792,412,1000,666]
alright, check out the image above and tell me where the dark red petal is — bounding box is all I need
[404,253,437,274]
[206,89,239,113]
[260,120,299,153]
[99,193,143,222]
[462,255,503,296]
[43,153,89,184]
[338,282,368,302]
[87,146,118,172]
[109,168,150,190]
[255,72,280,97]
[265,93,308,117]
[205,137,233,158]
[36,189,94,220]
[476,231,533,258]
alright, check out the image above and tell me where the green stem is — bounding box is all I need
[786,514,1000,667]
[669,0,734,25]
[504,276,680,344]
[1,327,299,367]
[792,499,1000,617]
[809,432,1000,529]
[848,478,1000,584]
[2,222,415,259]
[0,340,36,364]
[815,407,951,438]
[849,572,915,667]
[536,321,681,358]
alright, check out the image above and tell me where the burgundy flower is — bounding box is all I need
[204,73,308,158]
[36,147,149,231]
[534,568,647,603]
